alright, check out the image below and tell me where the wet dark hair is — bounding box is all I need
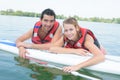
[40,8,56,20]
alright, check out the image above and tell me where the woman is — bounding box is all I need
[49,17,105,72]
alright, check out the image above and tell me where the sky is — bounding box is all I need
[0,0,120,18]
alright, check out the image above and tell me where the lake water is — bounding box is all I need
[0,15,120,80]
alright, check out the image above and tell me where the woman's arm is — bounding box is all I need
[83,34,105,65]
[49,36,89,55]
[63,34,105,72]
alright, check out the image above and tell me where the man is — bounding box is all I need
[16,8,62,58]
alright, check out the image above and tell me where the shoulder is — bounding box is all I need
[55,24,62,32]
[84,34,95,50]
[85,34,94,41]
[27,29,33,35]
[84,34,94,46]
[34,21,41,25]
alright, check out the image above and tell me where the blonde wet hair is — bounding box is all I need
[63,17,80,30]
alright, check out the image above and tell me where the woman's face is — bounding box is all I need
[64,24,78,41]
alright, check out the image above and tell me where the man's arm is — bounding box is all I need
[16,29,33,43]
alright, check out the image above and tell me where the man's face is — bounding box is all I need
[41,14,55,31]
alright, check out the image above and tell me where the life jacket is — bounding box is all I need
[64,27,100,50]
[32,21,59,44]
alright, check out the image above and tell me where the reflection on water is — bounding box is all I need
[14,56,102,80]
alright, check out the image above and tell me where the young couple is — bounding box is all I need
[16,8,105,72]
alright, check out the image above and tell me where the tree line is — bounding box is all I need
[0,9,120,24]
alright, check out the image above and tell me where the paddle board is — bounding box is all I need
[0,39,120,75]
